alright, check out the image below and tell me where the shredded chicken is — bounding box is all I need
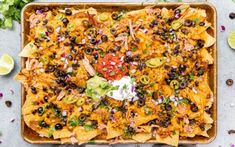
[57,90,66,101]
[82,56,96,76]
[129,20,136,41]
[26,59,41,70]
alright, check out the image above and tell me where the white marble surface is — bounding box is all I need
[0,0,234,147]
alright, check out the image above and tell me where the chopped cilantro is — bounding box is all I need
[123,84,128,90]
[163,97,170,104]
[189,73,195,80]
[84,124,95,131]
[99,51,105,58]
[132,47,137,52]
[88,140,96,144]
[178,98,190,104]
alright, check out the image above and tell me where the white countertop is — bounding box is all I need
[0,0,234,147]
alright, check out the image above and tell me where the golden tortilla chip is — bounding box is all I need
[53,128,74,139]
[200,48,214,64]
[106,121,123,139]
[156,131,179,147]
[134,115,158,126]
[74,127,99,144]
[19,42,37,58]
[61,137,78,144]
[132,133,152,142]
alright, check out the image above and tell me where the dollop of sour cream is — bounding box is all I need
[107,76,138,101]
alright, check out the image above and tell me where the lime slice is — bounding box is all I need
[228,31,235,49]
[0,54,14,75]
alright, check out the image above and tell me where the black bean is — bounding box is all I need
[165,104,172,111]
[195,81,199,87]
[43,19,48,25]
[226,79,233,86]
[101,35,108,42]
[190,103,199,112]
[69,36,76,43]
[164,65,170,70]
[174,9,181,15]
[199,123,205,131]
[50,52,56,59]
[93,53,99,60]
[65,9,72,15]
[229,13,235,19]
[179,64,186,72]
[111,13,119,20]
[138,98,145,107]
[160,119,171,128]
[152,91,158,100]
[55,123,63,130]
[31,87,37,94]
[196,39,205,49]
[189,119,196,125]
[67,55,73,61]
[184,19,193,27]
[39,120,48,128]
[43,87,48,92]
[5,101,12,107]
[46,26,54,33]
[37,107,44,115]
[91,120,98,128]
[44,96,49,102]
[181,28,189,35]
[148,120,157,126]
[199,22,205,26]
[62,18,69,26]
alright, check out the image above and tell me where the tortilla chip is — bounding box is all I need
[134,115,158,126]
[200,124,212,137]
[200,48,214,64]
[132,133,152,142]
[106,121,123,139]
[161,8,170,18]
[19,42,37,58]
[203,112,213,124]
[74,127,99,144]
[61,137,78,144]
[156,131,179,147]
[201,32,216,47]
[53,128,74,139]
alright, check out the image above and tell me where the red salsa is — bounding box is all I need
[96,53,128,80]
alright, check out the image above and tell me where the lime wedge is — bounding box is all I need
[228,31,235,49]
[0,54,14,75]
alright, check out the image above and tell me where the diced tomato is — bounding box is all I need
[96,53,128,80]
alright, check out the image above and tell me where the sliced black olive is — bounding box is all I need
[44,96,49,102]
[196,39,205,48]
[137,92,144,99]
[54,69,67,78]
[55,123,63,130]
[138,98,145,107]
[184,19,193,27]
[101,35,108,42]
[5,101,12,107]
[62,18,69,26]
[152,91,158,100]
[69,36,76,43]
[78,114,87,122]
[90,38,97,44]
[111,13,119,20]
[229,13,235,19]
[84,47,94,55]
[46,26,54,33]
[82,20,91,28]
[37,107,44,115]
[31,86,37,94]
[124,56,133,63]
[190,103,199,112]
[77,87,85,93]
[65,9,72,15]
[149,20,158,28]
[110,28,117,35]
[43,20,48,25]
[179,81,187,89]
[226,79,234,86]
[199,22,205,26]
[165,104,172,111]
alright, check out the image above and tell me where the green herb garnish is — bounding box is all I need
[0,0,34,29]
